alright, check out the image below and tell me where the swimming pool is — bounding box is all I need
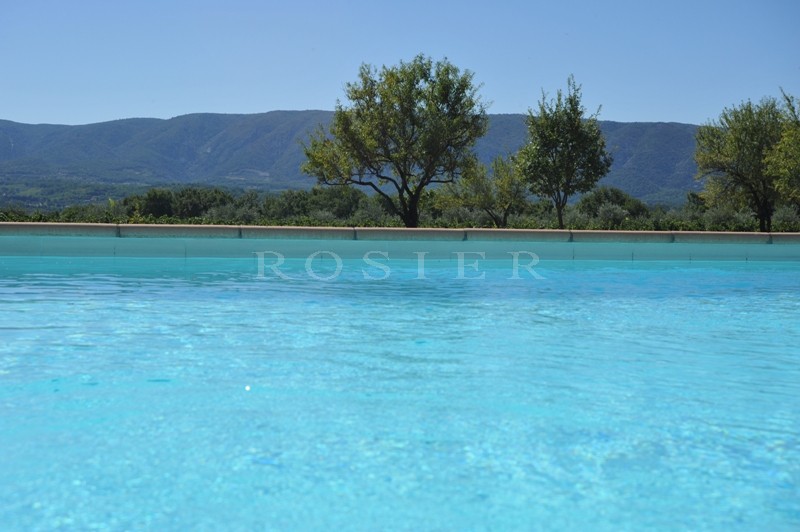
[1,226,799,530]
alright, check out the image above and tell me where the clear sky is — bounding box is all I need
[2,0,798,126]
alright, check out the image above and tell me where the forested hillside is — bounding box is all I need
[0,112,699,209]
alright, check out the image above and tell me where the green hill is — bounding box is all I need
[0,112,699,209]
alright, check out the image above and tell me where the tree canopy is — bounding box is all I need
[515,76,613,229]
[695,96,787,232]
[577,186,649,218]
[301,54,488,227]
[437,155,528,228]
[768,91,800,206]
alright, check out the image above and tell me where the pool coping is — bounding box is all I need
[2,222,800,244]
[3,223,800,261]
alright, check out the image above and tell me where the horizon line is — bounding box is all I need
[1,110,702,128]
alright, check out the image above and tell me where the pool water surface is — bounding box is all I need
[1,256,799,530]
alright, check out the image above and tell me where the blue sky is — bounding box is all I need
[3,0,798,125]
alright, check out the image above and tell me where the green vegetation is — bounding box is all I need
[436,155,528,228]
[302,55,488,227]
[516,76,613,228]
[1,53,797,232]
[4,184,800,232]
[768,91,800,205]
[695,90,800,232]
[3,85,799,232]
[0,114,699,210]
[695,97,784,231]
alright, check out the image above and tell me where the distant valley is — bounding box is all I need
[0,111,701,209]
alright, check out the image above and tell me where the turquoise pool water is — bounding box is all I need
[1,254,799,530]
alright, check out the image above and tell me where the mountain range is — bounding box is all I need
[0,111,701,209]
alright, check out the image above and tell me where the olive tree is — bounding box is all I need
[438,155,528,227]
[695,96,785,232]
[515,76,612,229]
[768,91,800,205]
[302,55,488,227]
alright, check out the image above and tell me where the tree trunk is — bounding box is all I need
[484,209,502,228]
[400,191,424,228]
[756,201,773,232]
[556,205,565,229]
[401,204,420,227]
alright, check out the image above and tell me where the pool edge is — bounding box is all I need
[1,223,800,261]
[2,222,800,241]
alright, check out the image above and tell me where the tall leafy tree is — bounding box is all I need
[695,96,785,232]
[768,90,800,205]
[515,76,612,229]
[302,55,488,227]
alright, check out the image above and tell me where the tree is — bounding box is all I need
[140,188,175,218]
[173,187,235,218]
[768,90,800,205]
[307,186,366,219]
[515,76,612,229]
[695,96,785,232]
[577,186,649,218]
[302,54,488,227]
[263,190,310,220]
[439,155,528,227]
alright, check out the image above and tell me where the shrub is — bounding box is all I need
[173,187,235,218]
[771,205,800,232]
[563,208,592,229]
[140,189,175,218]
[702,207,757,231]
[596,202,628,229]
[307,186,366,219]
[578,187,648,218]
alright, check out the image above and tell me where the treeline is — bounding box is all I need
[3,184,800,231]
